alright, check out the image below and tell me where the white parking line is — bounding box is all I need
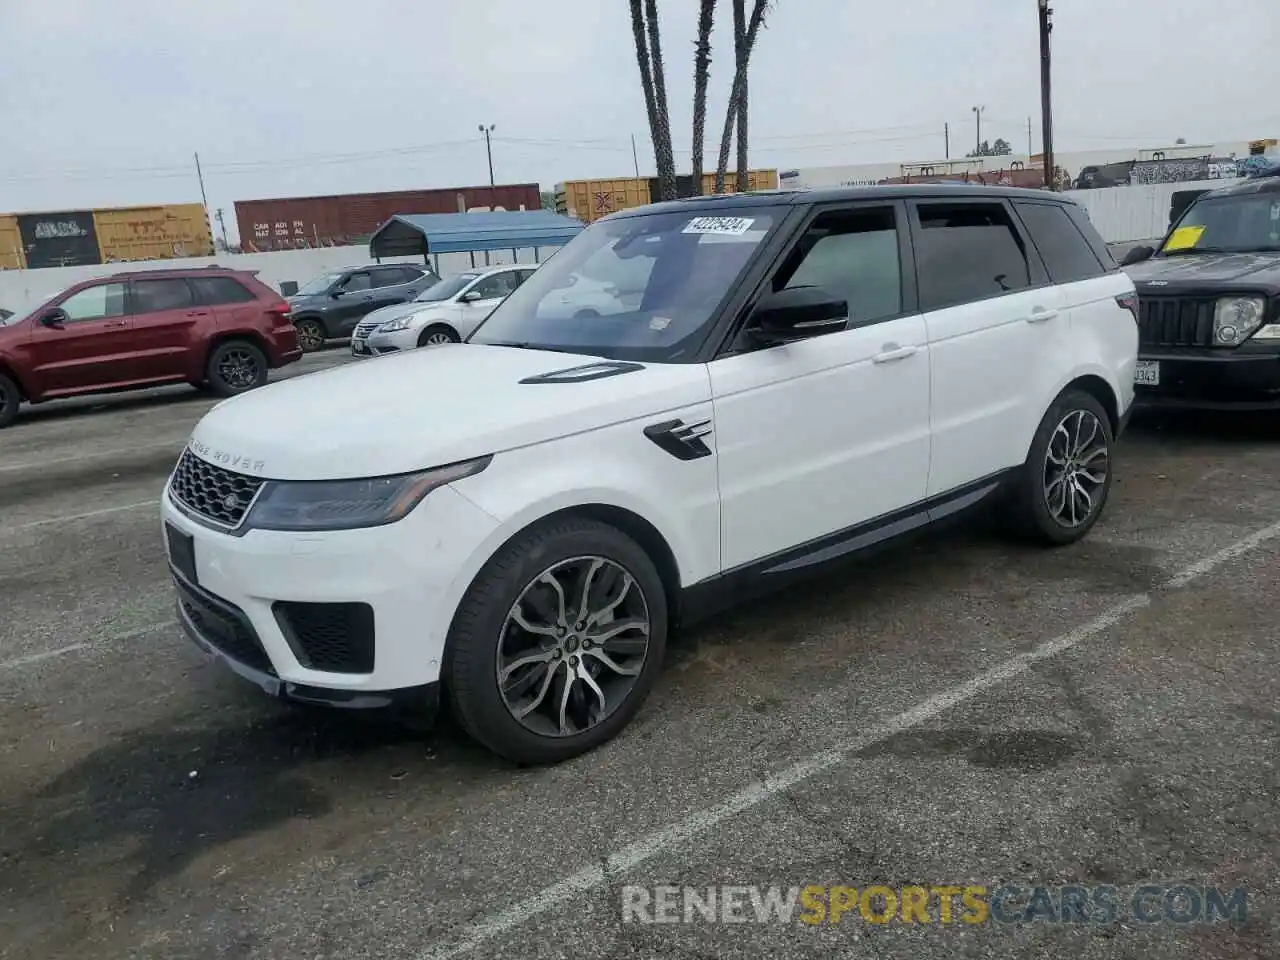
[0,437,185,474]
[3,499,159,533]
[0,620,175,673]
[416,517,1280,960]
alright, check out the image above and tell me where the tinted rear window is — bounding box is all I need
[913,201,1031,311]
[132,278,194,313]
[1062,203,1118,270]
[1014,201,1107,283]
[190,276,257,305]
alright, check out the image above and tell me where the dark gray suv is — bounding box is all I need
[285,264,440,352]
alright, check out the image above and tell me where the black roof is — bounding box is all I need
[1199,167,1280,199]
[605,183,1076,221]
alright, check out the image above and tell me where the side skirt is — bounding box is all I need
[675,468,1018,628]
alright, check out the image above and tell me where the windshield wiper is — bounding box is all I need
[480,340,573,354]
[1160,246,1230,257]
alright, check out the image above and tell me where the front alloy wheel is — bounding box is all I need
[295,319,325,352]
[497,556,651,737]
[1043,409,1109,528]
[443,516,668,765]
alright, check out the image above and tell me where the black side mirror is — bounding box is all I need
[40,308,70,328]
[329,289,344,299]
[748,286,848,345]
[1120,245,1155,267]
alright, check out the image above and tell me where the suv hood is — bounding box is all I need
[1125,251,1280,295]
[188,345,710,480]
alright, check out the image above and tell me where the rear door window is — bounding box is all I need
[371,267,409,288]
[132,278,195,314]
[190,276,256,305]
[1014,201,1108,283]
[912,201,1032,310]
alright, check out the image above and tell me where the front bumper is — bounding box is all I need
[162,481,502,700]
[365,327,421,354]
[1133,347,1280,411]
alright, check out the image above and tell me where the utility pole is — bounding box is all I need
[631,134,641,177]
[972,105,984,156]
[194,152,209,211]
[214,208,229,251]
[944,122,950,159]
[1027,117,1033,157]
[1038,0,1055,189]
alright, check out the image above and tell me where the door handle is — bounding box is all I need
[103,320,128,329]
[1026,307,1059,323]
[185,310,211,318]
[872,344,918,364]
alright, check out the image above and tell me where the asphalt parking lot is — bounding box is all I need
[1,355,1278,960]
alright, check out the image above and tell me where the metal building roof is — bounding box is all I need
[368,210,585,257]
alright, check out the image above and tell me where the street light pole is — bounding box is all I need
[478,124,496,187]
[1038,0,1055,189]
[972,105,984,156]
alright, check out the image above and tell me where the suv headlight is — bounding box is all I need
[242,456,491,531]
[1214,296,1266,345]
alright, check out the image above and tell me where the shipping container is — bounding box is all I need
[234,184,541,252]
[556,169,779,224]
[0,215,24,270]
[16,210,101,269]
[555,178,653,223]
[93,203,214,262]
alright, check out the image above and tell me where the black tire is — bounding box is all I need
[1003,389,1114,546]
[0,373,20,428]
[444,516,668,765]
[417,324,460,348]
[206,340,269,398]
[294,317,326,353]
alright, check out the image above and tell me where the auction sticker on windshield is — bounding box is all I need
[1164,225,1205,252]
[683,216,756,236]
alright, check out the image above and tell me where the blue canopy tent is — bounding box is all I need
[367,210,585,272]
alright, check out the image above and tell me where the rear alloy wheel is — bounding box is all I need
[1004,389,1114,546]
[0,373,20,428]
[207,341,268,398]
[417,324,460,348]
[444,517,667,765]
[294,318,326,352]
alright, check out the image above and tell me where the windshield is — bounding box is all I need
[1160,193,1280,255]
[415,274,478,302]
[468,207,783,361]
[295,272,343,296]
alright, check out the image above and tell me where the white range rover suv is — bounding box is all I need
[163,185,1138,765]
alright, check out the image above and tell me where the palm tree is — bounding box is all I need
[629,0,679,201]
[713,0,771,193]
[690,0,717,193]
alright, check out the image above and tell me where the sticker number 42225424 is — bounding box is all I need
[682,216,756,236]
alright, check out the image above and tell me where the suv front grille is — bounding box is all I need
[1138,296,1215,348]
[273,601,375,674]
[169,448,265,529]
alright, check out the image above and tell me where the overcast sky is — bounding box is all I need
[0,0,1276,242]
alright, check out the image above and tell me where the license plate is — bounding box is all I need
[351,340,366,356]
[1134,360,1160,386]
[165,523,198,585]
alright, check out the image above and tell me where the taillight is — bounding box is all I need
[1116,293,1139,323]
[267,302,291,316]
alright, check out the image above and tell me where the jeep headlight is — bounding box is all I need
[1213,296,1265,345]
[242,457,491,531]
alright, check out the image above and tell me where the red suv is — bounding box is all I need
[0,267,301,427]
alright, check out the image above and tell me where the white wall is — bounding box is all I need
[1065,178,1241,244]
[0,244,563,318]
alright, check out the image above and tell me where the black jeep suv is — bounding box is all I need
[1120,164,1280,409]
